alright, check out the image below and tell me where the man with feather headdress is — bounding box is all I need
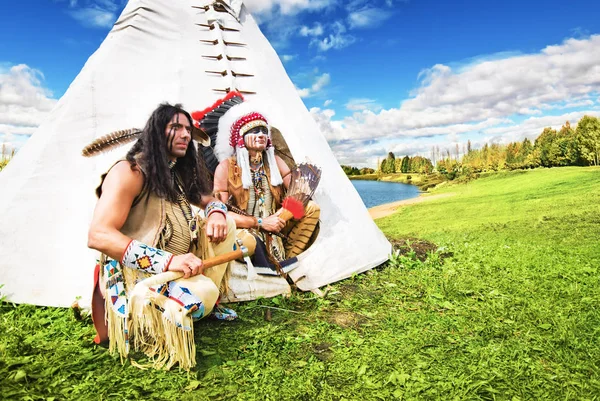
[193,93,320,276]
[87,103,237,370]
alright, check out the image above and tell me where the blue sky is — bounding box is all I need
[1,0,599,167]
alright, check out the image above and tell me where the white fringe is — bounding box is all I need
[237,147,252,189]
[266,147,283,186]
[245,254,258,280]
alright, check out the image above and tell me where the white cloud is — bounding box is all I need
[329,140,387,167]
[328,35,600,143]
[311,32,356,51]
[312,73,330,91]
[245,0,335,16]
[299,23,324,37]
[324,99,333,107]
[310,21,356,51]
[68,8,116,28]
[0,64,57,148]
[347,8,393,29]
[60,0,126,29]
[344,0,370,11]
[481,109,598,144]
[310,107,342,138]
[313,101,513,143]
[281,54,298,63]
[296,87,311,98]
[345,98,382,112]
[565,99,595,108]
[296,72,331,98]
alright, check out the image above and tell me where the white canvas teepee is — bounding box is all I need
[0,0,391,308]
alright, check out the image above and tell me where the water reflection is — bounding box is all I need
[351,180,420,208]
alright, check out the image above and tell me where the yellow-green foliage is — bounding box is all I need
[0,144,14,172]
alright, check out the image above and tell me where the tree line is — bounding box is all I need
[341,165,375,176]
[379,154,434,174]
[343,114,599,179]
[435,115,600,179]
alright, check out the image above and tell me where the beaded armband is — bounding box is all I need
[205,201,228,218]
[121,240,173,274]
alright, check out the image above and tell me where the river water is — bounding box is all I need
[351,179,420,208]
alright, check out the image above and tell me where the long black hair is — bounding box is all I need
[126,103,211,204]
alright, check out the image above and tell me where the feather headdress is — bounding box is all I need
[192,92,283,188]
[192,91,244,172]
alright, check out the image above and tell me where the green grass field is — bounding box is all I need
[1,167,599,400]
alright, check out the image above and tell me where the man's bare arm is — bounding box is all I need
[87,161,144,260]
[88,161,204,278]
[275,155,291,189]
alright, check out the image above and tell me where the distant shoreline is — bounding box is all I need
[368,193,454,219]
[349,172,443,192]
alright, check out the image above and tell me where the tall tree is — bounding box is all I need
[554,121,580,166]
[535,127,559,167]
[576,115,600,166]
[400,155,410,173]
[383,152,396,173]
[394,157,403,173]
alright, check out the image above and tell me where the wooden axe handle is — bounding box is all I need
[202,249,243,269]
[279,209,294,222]
[148,249,244,283]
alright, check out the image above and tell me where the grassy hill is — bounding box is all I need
[377,166,600,399]
[1,167,599,400]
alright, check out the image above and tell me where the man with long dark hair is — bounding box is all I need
[88,103,236,370]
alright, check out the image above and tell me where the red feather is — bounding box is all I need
[282,197,305,220]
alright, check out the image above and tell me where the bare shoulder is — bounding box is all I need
[214,159,230,185]
[101,160,144,198]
